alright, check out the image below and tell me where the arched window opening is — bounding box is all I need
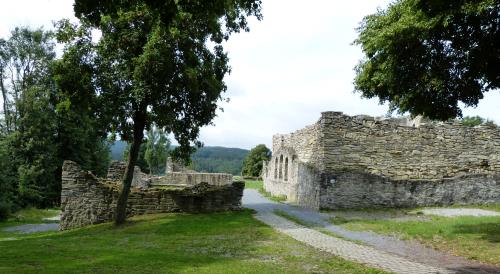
[274,158,278,179]
[284,157,289,181]
[279,155,283,179]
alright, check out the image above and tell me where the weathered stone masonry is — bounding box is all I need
[61,161,244,230]
[263,111,500,209]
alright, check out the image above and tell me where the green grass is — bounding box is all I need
[0,209,386,274]
[245,180,287,202]
[244,180,263,190]
[328,211,500,265]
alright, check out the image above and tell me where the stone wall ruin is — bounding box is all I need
[263,111,500,209]
[60,160,244,230]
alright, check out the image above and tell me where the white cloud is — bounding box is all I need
[1,0,498,149]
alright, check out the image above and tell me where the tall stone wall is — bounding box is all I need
[60,161,244,230]
[272,122,322,165]
[320,112,500,180]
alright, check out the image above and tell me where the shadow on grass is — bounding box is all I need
[453,222,500,243]
[0,210,286,273]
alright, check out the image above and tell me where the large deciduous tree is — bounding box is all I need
[68,0,262,224]
[242,144,271,177]
[354,0,499,120]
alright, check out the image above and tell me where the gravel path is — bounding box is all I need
[3,223,59,234]
[243,189,500,274]
[419,208,500,217]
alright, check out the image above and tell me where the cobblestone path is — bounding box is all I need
[243,189,499,274]
[256,212,447,274]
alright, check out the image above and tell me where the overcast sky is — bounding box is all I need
[1,0,499,149]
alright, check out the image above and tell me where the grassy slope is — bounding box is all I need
[330,211,500,266]
[244,180,287,202]
[0,210,386,274]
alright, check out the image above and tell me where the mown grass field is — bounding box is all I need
[0,209,386,274]
[329,208,500,266]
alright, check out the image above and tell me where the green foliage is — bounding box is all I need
[461,116,484,127]
[460,116,498,127]
[123,127,171,175]
[65,0,263,223]
[190,146,249,175]
[354,0,499,120]
[0,211,386,273]
[123,142,149,174]
[242,144,271,177]
[0,137,18,220]
[0,26,111,210]
[144,127,170,175]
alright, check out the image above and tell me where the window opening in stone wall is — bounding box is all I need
[279,155,283,179]
[274,158,278,179]
[284,157,288,181]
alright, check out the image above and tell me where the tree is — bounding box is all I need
[0,26,111,209]
[242,144,271,177]
[144,127,170,175]
[354,0,499,120]
[123,143,149,174]
[67,0,263,224]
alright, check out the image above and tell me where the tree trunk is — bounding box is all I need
[0,70,10,132]
[114,109,146,225]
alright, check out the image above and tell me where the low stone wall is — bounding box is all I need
[60,161,244,230]
[150,172,233,187]
[320,172,500,209]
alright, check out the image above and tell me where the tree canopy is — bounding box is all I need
[0,27,110,218]
[242,144,271,177]
[354,0,499,120]
[65,0,262,224]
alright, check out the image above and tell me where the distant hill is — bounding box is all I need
[191,146,249,175]
[109,141,249,175]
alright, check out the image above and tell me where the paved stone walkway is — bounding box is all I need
[243,189,500,274]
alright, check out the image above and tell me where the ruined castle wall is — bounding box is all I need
[265,111,500,209]
[272,122,322,165]
[61,161,244,230]
[320,112,500,180]
[150,172,233,187]
[320,172,500,209]
[264,122,322,204]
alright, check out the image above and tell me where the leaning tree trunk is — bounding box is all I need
[115,110,146,225]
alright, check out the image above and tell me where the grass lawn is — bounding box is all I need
[329,208,500,266]
[0,209,386,274]
[244,180,263,190]
[244,180,287,203]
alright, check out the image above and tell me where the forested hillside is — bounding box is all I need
[111,142,248,175]
[190,147,249,175]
